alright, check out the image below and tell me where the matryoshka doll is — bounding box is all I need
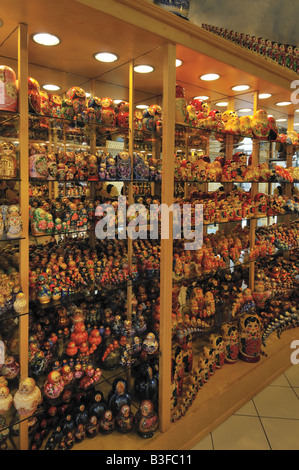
[135,399,158,439]
[175,84,187,124]
[66,86,86,122]
[171,346,184,398]
[0,141,17,179]
[268,116,278,141]
[116,100,129,128]
[28,143,48,179]
[239,115,253,137]
[100,97,116,126]
[99,409,115,435]
[239,314,262,363]
[13,378,42,419]
[0,65,18,112]
[116,404,135,434]
[43,370,65,404]
[28,77,41,115]
[5,204,23,239]
[87,96,102,123]
[48,94,62,119]
[134,109,143,131]
[116,151,132,181]
[251,110,270,139]
[0,386,13,416]
[220,323,239,364]
[209,334,225,369]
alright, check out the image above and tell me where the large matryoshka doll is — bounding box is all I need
[251,110,270,140]
[220,323,239,364]
[100,97,116,126]
[239,314,262,363]
[66,86,86,122]
[0,65,18,112]
[175,84,187,124]
[28,77,41,115]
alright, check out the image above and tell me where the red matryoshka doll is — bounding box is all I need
[116,100,129,128]
[100,97,116,126]
[221,323,239,364]
[0,65,18,112]
[268,116,278,141]
[28,77,41,114]
[175,84,187,124]
[265,39,273,58]
[66,86,86,121]
[254,193,268,218]
[278,44,286,67]
[206,109,222,131]
[238,314,262,363]
[271,42,279,62]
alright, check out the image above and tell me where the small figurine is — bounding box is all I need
[116,404,135,433]
[239,314,262,363]
[221,323,240,364]
[135,399,158,439]
[0,386,13,416]
[99,409,115,434]
[13,377,42,418]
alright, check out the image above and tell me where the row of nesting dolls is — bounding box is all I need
[175,152,299,183]
[202,24,299,73]
[176,88,280,141]
[171,315,263,421]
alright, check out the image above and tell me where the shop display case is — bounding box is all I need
[0,0,298,450]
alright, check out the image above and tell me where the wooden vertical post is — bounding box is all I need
[18,22,29,451]
[249,91,259,291]
[159,42,176,433]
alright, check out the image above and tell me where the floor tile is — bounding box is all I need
[284,365,299,388]
[211,415,270,450]
[234,400,258,417]
[261,417,299,450]
[253,386,299,419]
[191,433,213,450]
[270,374,291,387]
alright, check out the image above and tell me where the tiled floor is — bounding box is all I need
[192,365,299,450]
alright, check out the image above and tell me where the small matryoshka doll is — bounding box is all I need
[135,399,158,439]
[209,334,225,369]
[66,86,86,121]
[0,385,13,416]
[87,96,102,123]
[99,409,115,435]
[43,370,65,404]
[116,100,130,128]
[48,94,62,118]
[116,404,135,434]
[116,151,131,181]
[0,65,18,112]
[100,97,116,126]
[239,314,262,363]
[13,377,42,418]
[5,204,23,239]
[134,109,143,131]
[221,323,240,364]
[175,84,187,124]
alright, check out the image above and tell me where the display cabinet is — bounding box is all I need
[0,0,298,450]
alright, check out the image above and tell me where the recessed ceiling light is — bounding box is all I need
[42,84,61,91]
[276,119,287,122]
[200,73,220,81]
[259,93,272,99]
[294,123,299,126]
[85,92,91,98]
[194,95,210,100]
[238,108,252,113]
[134,65,154,74]
[295,109,299,113]
[176,59,183,67]
[268,114,274,117]
[216,102,228,107]
[114,100,124,104]
[32,33,61,46]
[231,85,250,91]
[136,104,148,109]
[94,52,119,63]
[276,101,292,106]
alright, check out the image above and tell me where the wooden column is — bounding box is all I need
[249,91,259,290]
[159,42,176,433]
[18,22,29,451]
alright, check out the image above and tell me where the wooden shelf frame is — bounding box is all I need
[0,0,298,450]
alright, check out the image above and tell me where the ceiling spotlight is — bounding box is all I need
[193,95,210,100]
[136,104,149,109]
[231,85,250,91]
[276,101,292,106]
[176,59,183,67]
[42,84,61,91]
[94,52,119,63]
[216,102,228,107]
[259,93,272,99]
[276,119,287,122]
[238,108,252,113]
[32,33,61,46]
[134,65,154,74]
[200,73,220,81]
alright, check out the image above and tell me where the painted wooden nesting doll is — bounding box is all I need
[0,65,18,112]
[221,323,240,364]
[0,141,17,179]
[13,377,42,418]
[251,110,270,140]
[116,404,135,434]
[135,399,158,439]
[116,151,132,181]
[28,77,41,115]
[209,334,225,369]
[239,314,262,363]
[5,204,23,239]
[116,100,129,128]
[175,84,187,124]
[100,97,116,126]
[66,86,86,121]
